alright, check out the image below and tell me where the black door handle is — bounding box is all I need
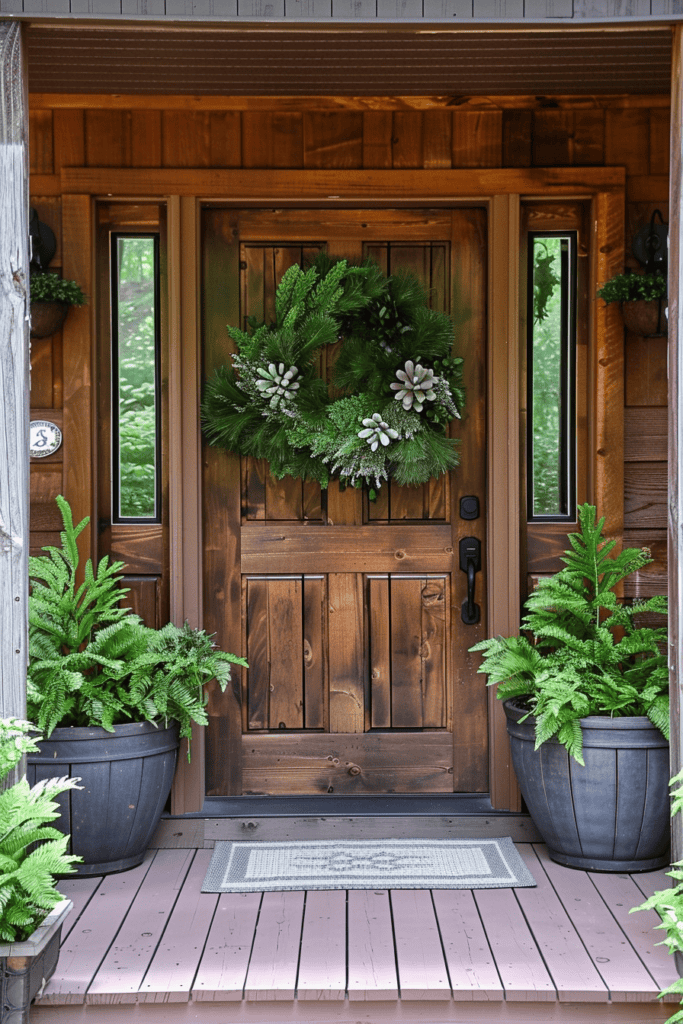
[459,536,481,625]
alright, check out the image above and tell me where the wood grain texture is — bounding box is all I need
[431,889,503,1000]
[59,166,627,199]
[391,890,451,999]
[296,890,346,1000]
[624,462,667,530]
[452,111,502,168]
[328,573,365,734]
[625,335,668,406]
[624,406,667,461]
[61,193,93,579]
[138,851,218,1003]
[474,887,555,1000]
[192,891,261,1000]
[244,890,305,1000]
[242,732,454,795]
[347,889,399,1000]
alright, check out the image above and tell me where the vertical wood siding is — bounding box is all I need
[28,97,670,613]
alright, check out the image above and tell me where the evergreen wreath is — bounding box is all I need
[201,255,465,494]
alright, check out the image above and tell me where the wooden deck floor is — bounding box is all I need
[31,842,681,1024]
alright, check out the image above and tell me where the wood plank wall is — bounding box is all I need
[27,95,670,601]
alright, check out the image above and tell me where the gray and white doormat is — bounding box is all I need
[201,837,536,892]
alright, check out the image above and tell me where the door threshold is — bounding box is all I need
[194,794,499,817]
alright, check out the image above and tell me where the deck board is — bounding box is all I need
[296,889,347,1000]
[515,845,609,1002]
[30,843,679,1022]
[86,848,195,1005]
[533,843,663,1002]
[138,850,219,1003]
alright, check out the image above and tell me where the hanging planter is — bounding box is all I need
[620,298,667,338]
[29,272,87,339]
[597,271,667,338]
[30,300,70,339]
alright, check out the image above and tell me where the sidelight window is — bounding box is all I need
[527,232,577,522]
[111,234,161,522]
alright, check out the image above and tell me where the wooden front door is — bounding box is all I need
[202,207,488,797]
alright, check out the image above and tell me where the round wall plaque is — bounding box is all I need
[30,420,62,458]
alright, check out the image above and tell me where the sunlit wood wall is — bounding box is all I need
[28,95,670,604]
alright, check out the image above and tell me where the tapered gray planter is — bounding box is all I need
[504,699,670,872]
[0,899,71,1024]
[27,721,179,876]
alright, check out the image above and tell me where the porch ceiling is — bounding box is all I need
[26,22,672,96]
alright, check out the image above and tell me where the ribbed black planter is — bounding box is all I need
[504,699,670,872]
[27,721,179,876]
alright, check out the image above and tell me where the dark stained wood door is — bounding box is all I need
[202,207,488,797]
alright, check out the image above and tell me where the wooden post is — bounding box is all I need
[669,25,683,864]
[0,21,29,729]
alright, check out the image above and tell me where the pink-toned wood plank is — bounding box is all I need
[514,845,609,1002]
[589,869,680,999]
[390,890,450,1000]
[243,890,305,1001]
[138,850,219,1003]
[296,890,346,1000]
[56,876,102,941]
[347,889,398,1001]
[192,892,262,1001]
[431,889,503,1001]
[474,886,556,1000]
[38,855,154,1005]
[86,849,194,1004]
[534,844,661,1002]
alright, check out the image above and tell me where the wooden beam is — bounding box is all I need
[168,196,205,815]
[670,25,683,865]
[488,194,522,812]
[29,93,673,112]
[0,22,29,729]
[59,166,626,201]
[61,194,94,578]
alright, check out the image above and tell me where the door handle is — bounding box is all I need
[459,536,481,625]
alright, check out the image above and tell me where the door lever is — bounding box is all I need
[459,537,481,625]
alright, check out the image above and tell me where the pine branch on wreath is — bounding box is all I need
[201,255,466,494]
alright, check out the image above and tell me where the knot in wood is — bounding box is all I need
[394,549,406,560]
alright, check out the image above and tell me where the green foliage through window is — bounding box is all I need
[528,234,575,520]
[114,235,159,520]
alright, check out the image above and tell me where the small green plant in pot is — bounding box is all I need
[27,496,248,875]
[29,272,87,339]
[597,270,667,336]
[0,718,80,1022]
[471,504,669,871]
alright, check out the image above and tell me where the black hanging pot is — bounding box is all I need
[30,300,70,339]
[27,720,179,875]
[504,699,670,872]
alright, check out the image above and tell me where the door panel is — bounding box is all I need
[202,206,488,796]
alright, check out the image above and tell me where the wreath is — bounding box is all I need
[201,255,465,495]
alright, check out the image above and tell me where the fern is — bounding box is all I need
[471,504,668,763]
[29,497,248,758]
[0,720,81,941]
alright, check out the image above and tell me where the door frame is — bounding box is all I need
[58,165,625,813]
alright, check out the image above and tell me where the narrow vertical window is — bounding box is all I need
[527,233,577,522]
[111,234,161,522]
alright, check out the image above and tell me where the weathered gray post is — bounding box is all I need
[0,21,29,730]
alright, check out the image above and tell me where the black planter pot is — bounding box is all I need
[504,699,670,872]
[27,721,179,876]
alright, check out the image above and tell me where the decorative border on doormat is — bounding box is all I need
[201,837,536,892]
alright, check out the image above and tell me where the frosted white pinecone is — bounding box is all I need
[255,363,300,408]
[358,413,399,452]
[390,360,437,411]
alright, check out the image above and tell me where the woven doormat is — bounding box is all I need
[201,837,535,892]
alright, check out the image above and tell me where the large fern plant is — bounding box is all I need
[28,496,247,754]
[471,504,668,763]
[0,718,81,941]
